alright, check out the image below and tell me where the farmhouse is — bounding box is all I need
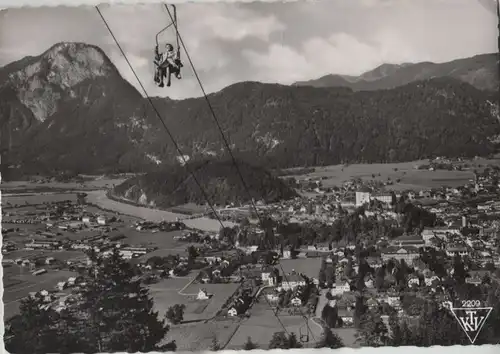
[97,216,107,225]
[228,307,238,316]
[290,296,302,306]
[197,289,212,300]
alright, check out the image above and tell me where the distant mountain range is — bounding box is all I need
[1,42,499,178]
[294,53,499,92]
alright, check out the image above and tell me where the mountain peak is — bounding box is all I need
[294,53,498,92]
[2,42,120,122]
[360,62,413,81]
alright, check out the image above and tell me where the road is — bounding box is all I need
[85,190,236,232]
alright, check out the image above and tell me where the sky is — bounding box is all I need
[0,0,498,99]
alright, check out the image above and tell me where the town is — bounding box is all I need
[3,159,500,350]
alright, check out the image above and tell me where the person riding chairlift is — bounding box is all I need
[154,43,182,87]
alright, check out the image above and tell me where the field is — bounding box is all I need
[167,203,208,215]
[279,258,322,279]
[3,268,77,319]
[2,193,78,206]
[163,321,240,351]
[1,177,128,192]
[333,327,359,348]
[149,278,239,321]
[285,158,500,191]
[226,302,323,349]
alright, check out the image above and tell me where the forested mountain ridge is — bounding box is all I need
[112,159,298,208]
[1,43,499,178]
[294,53,499,92]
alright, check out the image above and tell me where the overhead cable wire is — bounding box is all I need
[95,5,226,232]
[163,4,265,228]
[163,3,316,343]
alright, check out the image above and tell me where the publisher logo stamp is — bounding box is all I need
[443,300,493,344]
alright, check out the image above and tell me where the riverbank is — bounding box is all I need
[85,190,235,232]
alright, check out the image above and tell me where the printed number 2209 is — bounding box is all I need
[462,300,481,308]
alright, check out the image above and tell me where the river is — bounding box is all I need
[85,190,235,232]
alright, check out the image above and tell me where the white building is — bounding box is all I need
[330,281,350,296]
[355,191,371,206]
[228,307,238,316]
[262,272,276,286]
[197,289,210,300]
[279,273,307,291]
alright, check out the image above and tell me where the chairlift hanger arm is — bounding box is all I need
[155,22,175,47]
[155,4,179,48]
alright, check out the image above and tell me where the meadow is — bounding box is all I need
[148,278,238,324]
[163,321,240,351]
[1,177,128,192]
[226,302,323,349]
[285,159,500,191]
[122,229,185,249]
[279,258,322,279]
[3,268,77,319]
[2,193,77,206]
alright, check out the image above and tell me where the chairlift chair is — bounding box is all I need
[153,4,184,87]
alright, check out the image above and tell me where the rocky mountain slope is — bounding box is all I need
[293,53,499,92]
[1,43,499,178]
[112,159,298,208]
[0,42,156,176]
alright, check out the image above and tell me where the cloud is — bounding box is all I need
[243,30,424,84]
[0,0,496,99]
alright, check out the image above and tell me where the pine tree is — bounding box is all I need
[315,327,344,349]
[268,331,303,349]
[243,336,258,350]
[5,296,62,354]
[75,248,174,352]
[166,304,186,324]
[355,310,390,347]
[210,335,221,351]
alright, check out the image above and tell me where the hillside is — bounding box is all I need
[294,53,498,92]
[1,43,500,177]
[0,42,155,177]
[112,159,298,208]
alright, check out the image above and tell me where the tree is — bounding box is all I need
[353,296,367,328]
[210,335,221,351]
[355,310,390,347]
[388,314,418,346]
[321,304,339,328]
[316,327,344,349]
[452,254,467,284]
[75,248,174,352]
[6,249,175,353]
[243,337,258,350]
[166,304,186,325]
[5,296,66,354]
[187,245,199,261]
[268,331,303,349]
[374,266,386,290]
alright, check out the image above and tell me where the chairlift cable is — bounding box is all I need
[163,3,317,343]
[163,3,265,229]
[94,5,226,232]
